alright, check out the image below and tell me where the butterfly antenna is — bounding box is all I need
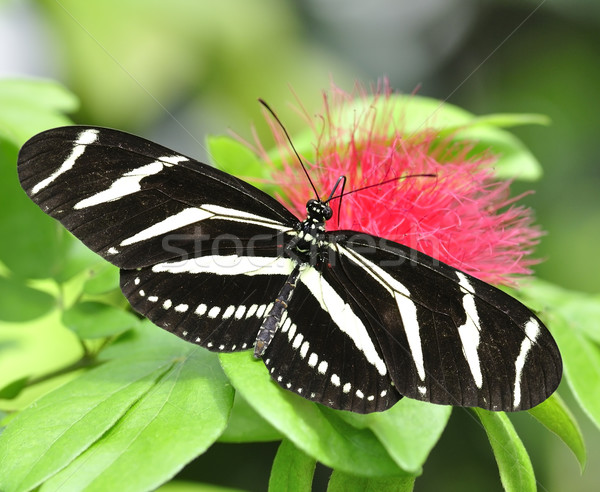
[328,173,437,201]
[325,175,346,224]
[258,98,320,200]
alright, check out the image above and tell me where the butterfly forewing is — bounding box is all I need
[331,233,562,411]
[17,126,297,269]
[17,125,562,414]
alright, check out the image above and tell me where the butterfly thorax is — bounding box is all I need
[285,199,332,265]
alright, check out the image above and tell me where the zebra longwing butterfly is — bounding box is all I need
[17,126,561,413]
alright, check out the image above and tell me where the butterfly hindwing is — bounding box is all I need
[263,265,402,413]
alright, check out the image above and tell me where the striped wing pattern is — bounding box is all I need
[17,126,562,413]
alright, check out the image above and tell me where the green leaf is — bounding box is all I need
[0,78,77,146]
[207,135,281,197]
[82,262,120,295]
[268,439,316,492]
[342,398,451,474]
[528,394,586,471]
[0,376,30,400]
[0,325,234,492]
[219,351,407,478]
[474,410,536,492]
[331,95,544,181]
[62,301,140,339]
[327,470,414,492]
[157,481,247,492]
[0,276,55,322]
[219,393,282,443]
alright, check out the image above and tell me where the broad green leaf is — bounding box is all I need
[341,398,451,474]
[286,95,544,182]
[219,351,407,478]
[62,301,139,339]
[208,135,268,179]
[0,276,55,322]
[207,135,282,197]
[219,393,282,443]
[528,394,586,471]
[0,78,77,146]
[268,439,316,492]
[328,470,414,492]
[0,324,233,492]
[474,410,536,492]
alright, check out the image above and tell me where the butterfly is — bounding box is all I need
[17,125,562,413]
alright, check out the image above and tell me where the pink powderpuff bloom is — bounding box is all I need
[253,83,543,286]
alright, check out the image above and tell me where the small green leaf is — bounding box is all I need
[62,301,139,339]
[0,376,30,400]
[219,351,406,477]
[474,409,536,492]
[219,393,282,443]
[0,276,55,322]
[528,394,586,471]
[342,398,451,474]
[327,470,414,492]
[268,439,316,492]
[0,324,234,492]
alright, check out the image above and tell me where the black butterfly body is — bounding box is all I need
[17,126,562,413]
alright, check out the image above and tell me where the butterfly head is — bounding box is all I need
[306,199,333,223]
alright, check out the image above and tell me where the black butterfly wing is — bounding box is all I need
[17,126,298,269]
[120,256,295,352]
[262,265,402,413]
[18,126,299,352]
[327,231,562,411]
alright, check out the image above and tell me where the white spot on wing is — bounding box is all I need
[208,306,221,319]
[317,360,328,374]
[148,296,158,302]
[331,374,340,386]
[195,304,207,316]
[235,305,246,319]
[163,299,172,309]
[32,129,99,194]
[308,353,318,368]
[175,304,189,312]
[300,341,310,358]
[343,383,351,393]
[292,333,304,349]
[222,305,236,319]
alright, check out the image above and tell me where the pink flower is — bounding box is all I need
[254,82,542,285]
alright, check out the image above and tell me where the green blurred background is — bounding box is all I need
[1,0,598,490]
